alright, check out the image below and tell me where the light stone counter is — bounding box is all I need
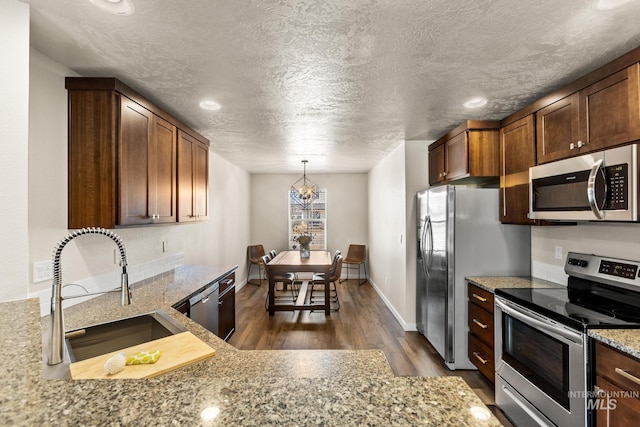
[466,276,564,294]
[589,329,640,360]
[1,265,501,426]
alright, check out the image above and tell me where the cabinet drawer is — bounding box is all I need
[468,284,494,313]
[468,302,494,347]
[596,341,640,394]
[219,274,235,294]
[469,333,495,383]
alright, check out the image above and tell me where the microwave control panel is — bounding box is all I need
[605,163,628,210]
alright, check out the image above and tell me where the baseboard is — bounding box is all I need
[366,277,416,332]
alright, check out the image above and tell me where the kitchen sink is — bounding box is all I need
[65,310,187,362]
[42,310,187,379]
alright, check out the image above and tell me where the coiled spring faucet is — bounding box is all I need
[48,227,131,365]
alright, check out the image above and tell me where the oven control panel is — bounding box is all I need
[565,252,640,290]
[598,260,638,280]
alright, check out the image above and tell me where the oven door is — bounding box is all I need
[529,144,637,222]
[495,297,587,427]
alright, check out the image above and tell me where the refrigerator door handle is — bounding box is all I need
[424,215,433,276]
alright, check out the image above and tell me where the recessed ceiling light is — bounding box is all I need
[594,0,632,10]
[90,0,135,16]
[463,97,488,108]
[199,100,222,111]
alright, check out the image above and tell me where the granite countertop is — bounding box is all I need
[1,265,501,426]
[589,329,640,360]
[466,276,563,294]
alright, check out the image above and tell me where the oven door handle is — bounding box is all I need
[587,159,605,220]
[496,299,583,345]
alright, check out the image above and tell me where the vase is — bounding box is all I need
[299,243,310,258]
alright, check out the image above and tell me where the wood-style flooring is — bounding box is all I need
[228,278,513,426]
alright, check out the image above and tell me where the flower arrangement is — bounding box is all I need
[295,234,313,246]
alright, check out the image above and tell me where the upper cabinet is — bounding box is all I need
[178,130,209,223]
[66,78,209,229]
[537,64,640,164]
[428,120,500,186]
[500,115,536,225]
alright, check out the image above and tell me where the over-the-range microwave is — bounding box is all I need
[529,144,638,221]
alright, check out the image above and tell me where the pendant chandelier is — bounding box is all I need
[291,160,319,201]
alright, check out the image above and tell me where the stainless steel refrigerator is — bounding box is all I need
[416,185,531,370]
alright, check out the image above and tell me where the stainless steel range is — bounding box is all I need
[495,252,640,427]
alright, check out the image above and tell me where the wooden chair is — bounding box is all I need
[246,245,266,285]
[262,254,297,309]
[311,254,343,311]
[341,244,367,285]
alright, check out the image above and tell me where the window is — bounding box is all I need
[288,189,326,250]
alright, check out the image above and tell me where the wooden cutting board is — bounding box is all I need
[69,331,216,379]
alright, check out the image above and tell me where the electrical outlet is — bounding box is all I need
[555,246,563,260]
[33,260,53,283]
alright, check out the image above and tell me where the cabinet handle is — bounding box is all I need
[442,171,447,177]
[614,367,640,386]
[472,293,487,303]
[473,319,488,329]
[473,352,488,365]
[570,142,575,150]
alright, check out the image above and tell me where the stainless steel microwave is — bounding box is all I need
[529,144,638,221]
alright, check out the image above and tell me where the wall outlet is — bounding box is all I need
[33,260,53,283]
[554,246,563,260]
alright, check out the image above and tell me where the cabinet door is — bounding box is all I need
[445,131,468,181]
[194,139,209,221]
[178,131,209,222]
[536,93,580,164]
[500,115,536,224]
[580,63,640,152]
[149,115,177,224]
[429,143,446,185]
[119,96,153,226]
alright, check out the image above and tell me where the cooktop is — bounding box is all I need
[496,252,640,331]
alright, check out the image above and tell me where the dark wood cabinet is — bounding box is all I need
[536,93,580,164]
[428,121,500,186]
[467,283,495,383]
[119,96,176,226]
[580,63,640,153]
[500,115,536,224]
[536,63,640,164]
[595,341,640,426]
[178,130,209,222]
[66,77,208,229]
[218,274,235,341]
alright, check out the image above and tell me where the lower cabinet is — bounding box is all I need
[467,282,495,383]
[595,341,640,426]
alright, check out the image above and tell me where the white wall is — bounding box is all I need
[367,144,408,327]
[0,0,30,301]
[22,46,251,308]
[250,173,368,264]
[404,141,431,326]
[532,223,640,284]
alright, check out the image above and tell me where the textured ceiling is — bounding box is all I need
[21,0,640,173]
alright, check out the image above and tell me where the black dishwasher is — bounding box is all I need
[188,281,219,335]
[218,276,235,341]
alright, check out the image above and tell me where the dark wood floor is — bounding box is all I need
[228,278,513,426]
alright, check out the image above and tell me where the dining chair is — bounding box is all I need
[246,245,266,286]
[262,254,297,309]
[311,254,343,311]
[341,244,367,285]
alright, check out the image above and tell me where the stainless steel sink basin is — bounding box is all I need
[42,310,187,379]
[65,310,187,362]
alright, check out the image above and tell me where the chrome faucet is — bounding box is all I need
[48,227,131,365]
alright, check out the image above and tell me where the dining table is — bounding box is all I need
[266,250,332,315]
